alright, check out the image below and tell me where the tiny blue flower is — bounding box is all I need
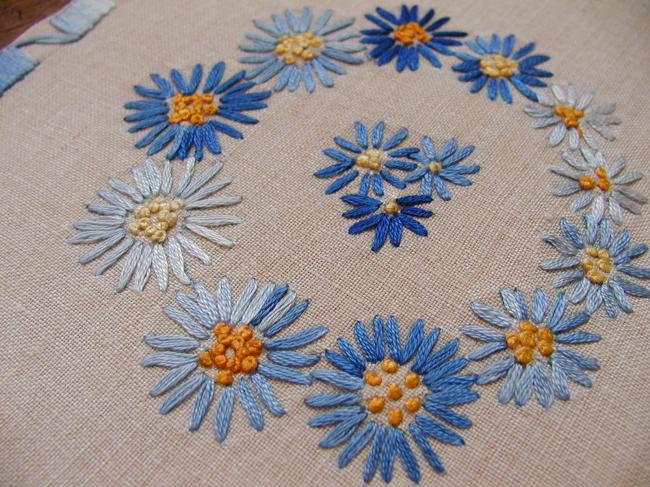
[239,7,364,93]
[314,121,418,196]
[463,288,600,409]
[142,278,327,442]
[361,4,467,72]
[404,136,479,200]
[342,193,433,252]
[124,62,270,161]
[307,316,478,483]
[540,214,650,318]
[452,33,553,103]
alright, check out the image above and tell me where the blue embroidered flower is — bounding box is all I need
[314,121,418,196]
[342,194,433,252]
[360,5,467,72]
[404,136,479,200]
[462,288,600,409]
[239,7,363,93]
[124,62,270,161]
[540,214,650,318]
[307,316,478,483]
[142,278,327,442]
[452,34,552,103]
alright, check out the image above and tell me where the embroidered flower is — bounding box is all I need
[239,7,363,93]
[360,5,467,72]
[307,316,477,483]
[463,288,600,409]
[452,34,552,103]
[142,278,326,441]
[124,62,270,161]
[524,83,620,150]
[68,158,241,292]
[342,194,433,252]
[549,147,645,224]
[539,215,650,318]
[404,136,479,200]
[314,121,418,196]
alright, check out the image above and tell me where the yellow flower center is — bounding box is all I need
[479,54,517,78]
[363,359,423,427]
[354,148,382,171]
[275,32,322,64]
[197,323,263,385]
[127,196,183,243]
[393,22,431,46]
[381,199,401,215]
[168,92,217,125]
[580,246,613,285]
[428,161,442,173]
[553,104,584,130]
[505,321,555,365]
[578,166,611,192]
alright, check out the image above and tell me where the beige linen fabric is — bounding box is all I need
[1,0,649,485]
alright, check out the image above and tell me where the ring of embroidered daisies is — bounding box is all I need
[68,158,241,292]
[141,278,327,441]
[307,316,478,483]
[124,62,270,161]
[239,7,364,93]
[462,288,600,409]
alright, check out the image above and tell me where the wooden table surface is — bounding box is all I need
[0,0,70,48]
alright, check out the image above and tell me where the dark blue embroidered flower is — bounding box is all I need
[124,62,271,161]
[239,7,364,93]
[342,193,433,252]
[360,5,466,72]
[307,316,478,483]
[452,34,552,103]
[361,5,467,72]
[314,121,418,196]
[404,136,479,200]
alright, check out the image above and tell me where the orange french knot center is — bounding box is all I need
[168,92,217,125]
[275,32,322,64]
[393,22,431,46]
[198,323,263,385]
[553,104,584,131]
[580,246,612,285]
[505,320,554,365]
[578,166,611,192]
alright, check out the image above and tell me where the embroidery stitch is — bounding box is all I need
[341,193,433,252]
[314,121,417,196]
[548,146,645,224]
[142,278,326,441]
[124,62,270,161]
[452,34,552,103]
[524,83,620,150]
[68,158,242,292]
[360,5,467,72]
[239,7,364,93]
[404,136,479,200]
[307,316,478,483]
[539,214,650,318]
[462,288,600,409]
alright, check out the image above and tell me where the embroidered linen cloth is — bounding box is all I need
[1,0,649,485]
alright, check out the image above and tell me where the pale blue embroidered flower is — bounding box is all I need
[452,34,552,103]
[124,62,270,161]
[404,136,479,200]
[307,316,478,483]
[540,214,650,318]
[462,288,600,409]
[314,121,418,196]
[142,278,327,442]
[239,7,364,93]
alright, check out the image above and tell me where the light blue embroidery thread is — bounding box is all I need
[306,316,478,483]
[142,278,327,441]
[462,288,600,409]
[0,0,114,96]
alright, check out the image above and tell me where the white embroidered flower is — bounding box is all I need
[524,83,620,150]
[69,158,242,292]
[548,147,645,224]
